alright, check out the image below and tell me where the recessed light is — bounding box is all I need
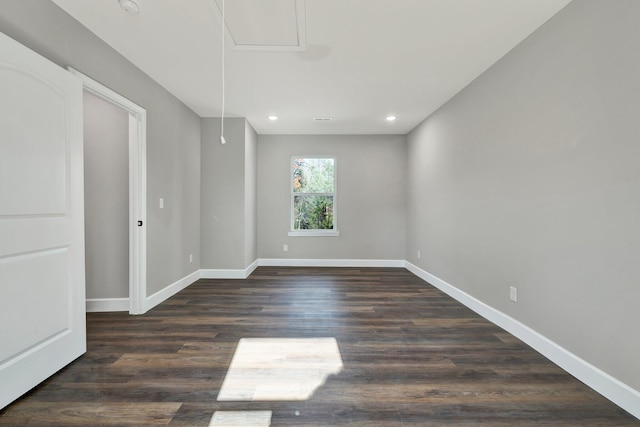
[386,115,397,121]
[268,115,278,121]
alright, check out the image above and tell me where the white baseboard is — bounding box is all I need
[200,259,403,279]
[404,261,640,421]
[145,270,200,312]
[200,259,259,279]
[258,258,405,268]
[86,298,129,312]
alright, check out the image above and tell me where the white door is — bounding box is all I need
[0,32,86,409]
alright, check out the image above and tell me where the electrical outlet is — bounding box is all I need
[159,198,164,209]
[189,254,193,264]
[510,286,517,302]
[283,244,288,252]
[417,250,421,259]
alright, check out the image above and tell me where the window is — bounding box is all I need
[289,157,338,236]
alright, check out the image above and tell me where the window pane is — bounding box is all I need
[293,195,334,230]
[292,158,334,193]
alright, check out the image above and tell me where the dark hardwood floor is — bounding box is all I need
[1,267,637,426]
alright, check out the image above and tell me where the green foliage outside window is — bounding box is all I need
[292,158,335,230]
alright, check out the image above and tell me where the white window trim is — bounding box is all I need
[289,156,339,237]
[288,230,340,237]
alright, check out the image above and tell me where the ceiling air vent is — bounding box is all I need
[313,118,333,121]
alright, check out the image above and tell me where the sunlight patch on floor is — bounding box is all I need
[217,337,343,401]
[209,410,272,427]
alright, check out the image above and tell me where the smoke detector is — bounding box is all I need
[119,0,139,14]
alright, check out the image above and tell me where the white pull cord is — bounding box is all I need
[220,0,226,144]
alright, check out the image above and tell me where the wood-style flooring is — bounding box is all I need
[1,267,637,426]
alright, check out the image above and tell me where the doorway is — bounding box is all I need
[69,68,147,315]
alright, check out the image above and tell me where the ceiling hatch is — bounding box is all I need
[215,0,306,50]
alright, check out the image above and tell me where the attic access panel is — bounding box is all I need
[215,0,306,50]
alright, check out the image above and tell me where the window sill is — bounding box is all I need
[288,230,340,237]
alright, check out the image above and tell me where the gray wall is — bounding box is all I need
[406,0,640,391]
[0,0,202,297]
[244,121,258,266]
[258,135,406,260]
[83,91,129,299]
[201,118,254,269]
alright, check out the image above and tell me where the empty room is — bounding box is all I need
[0,0,638,425]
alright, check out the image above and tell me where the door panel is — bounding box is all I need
[0,66,67,216]
[0,31,86,409]
[0,248,70,362]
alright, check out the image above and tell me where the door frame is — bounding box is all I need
[68,67,147,315]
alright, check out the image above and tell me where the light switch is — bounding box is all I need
[159,198,164,209]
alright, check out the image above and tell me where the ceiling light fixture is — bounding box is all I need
[119,0,139,14]
[219,0,227,144]
[386,115,397,122]
[268,115,278,121]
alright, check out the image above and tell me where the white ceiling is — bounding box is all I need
[50,0,571,135]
